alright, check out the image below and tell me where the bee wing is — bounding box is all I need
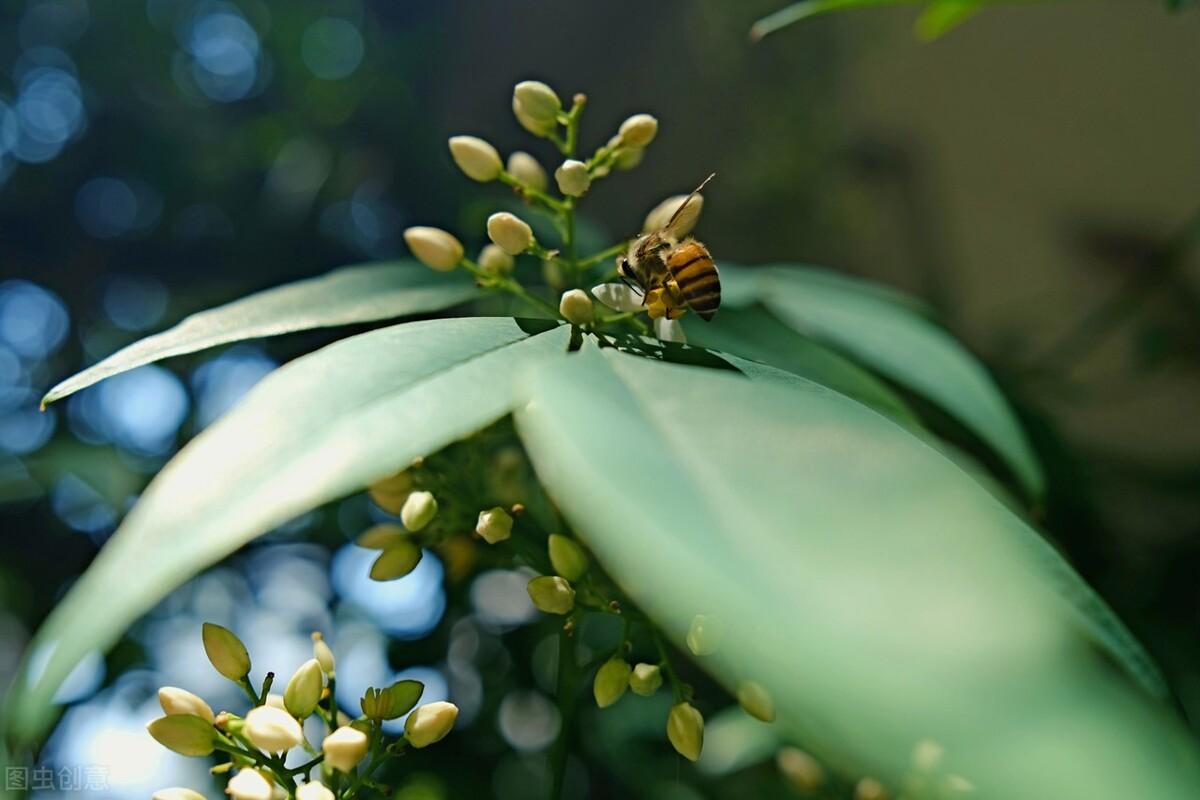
[591,283,644,312]
[661,194,704,239]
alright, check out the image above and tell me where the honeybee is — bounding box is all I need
[617,174,720,322]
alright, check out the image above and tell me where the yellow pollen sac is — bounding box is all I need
[645,288,669,320]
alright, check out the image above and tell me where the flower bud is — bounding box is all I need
[942,775,975,795]
[913,739,944,772]
[264,694,286,710]
[559,289,594,326]
[404,701,459,748]
[615,146,644,171]
[737,680,775,723]
[643,193,703,235]
[486,212,534,256]
[512,81,561,136]
[448,135,502,182]
[667,702,704,762]
[547,534,588,581]
[400,490,438,531]
[153,788,207,800]
[356,523,407,550]
[686,614,724,656]
[593,658,632,708]
[369,541,423,581]
[322,726,369,773]
[202,622,251,682]
[629,663,662,697]
[158,687,215,724]
[312,633,335,676]
[147,714,217,757]
[527,575,575,615]
[227,770,272,800]
[475,507,513,544]
[284,659,324,719]
[296,782,334,800]
[776,747,825,793]
[506,151,548,191]
[367,471,412,515]
[244,706,303,753]
[554,159,591,197]
[854,778,889,800]
[619,113,659,147]
[478,244,515,276]
[404,227,464,272]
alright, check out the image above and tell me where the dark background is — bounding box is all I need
[0,1,1197,797]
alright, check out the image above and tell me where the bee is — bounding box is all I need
[617,174,720,322]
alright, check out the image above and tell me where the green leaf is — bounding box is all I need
[682,306,921,429]
[515,350,1190,796]
[916,0,985,39]
[750,0,912,41]
[748,265,1044,499]
[41,262,479,407]
[6,317,568,741]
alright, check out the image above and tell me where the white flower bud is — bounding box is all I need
[158,687,214,725]
[227,770,272,800]
[369,541,423,581]
[629,663,662,697]
[284,659,324,719]
[615,147,644,171]
[942,775,976,795]
[776,747,825,793]
[506,151,548,191]
[322,726,369,773]
[643,193,703,235]
[618,114,658,148]
[686,614,724,656]
[448,135,502,182]
[554,159,591,197]
[512,81,561,136]
[593,658,632,708]
[527,575,575,615]
[667,702,704,762]
[296,782,334,800]
[404,227,463,272]
[244,706,303,753]
[153,788,207,800]
[477,244,514,277]
[558,289,594,326]
[202,622,250,682]
[147,715,217,757]
[264,693,286,710]
[475,506,513,544]
[400,490,438,532]
[404,701,459,748]
[737,680,775,723]
[547,534,588,581]
[312,633,335,676]
[487,212,534,256]
[854,777,889,800]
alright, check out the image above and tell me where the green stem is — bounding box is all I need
[549,627,579,800]
[579,242,628,270]
[498,170,567,214]
[654,631,686,702]
[237,677,261,706]
[461,258,562,318]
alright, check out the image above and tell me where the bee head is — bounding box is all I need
[616,255,642,295]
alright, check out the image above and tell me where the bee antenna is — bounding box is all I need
[664,173,716,232]
[619,274,643,298]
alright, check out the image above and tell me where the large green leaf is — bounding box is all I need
[682,307,921,429]
[515,348,1194,797]
[41,262,479,407]
[6,317,568,740]
[722,265,1043,499]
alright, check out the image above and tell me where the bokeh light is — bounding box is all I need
[190,346,277,428]
[0,280,69,360]
[301,18,364,81]
[330,544,446,639]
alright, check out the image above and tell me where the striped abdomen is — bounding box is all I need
[666,240,720,321]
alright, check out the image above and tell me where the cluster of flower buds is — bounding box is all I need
[148,623,458,800]
[525,534,589,615]
[357,469,443,582]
